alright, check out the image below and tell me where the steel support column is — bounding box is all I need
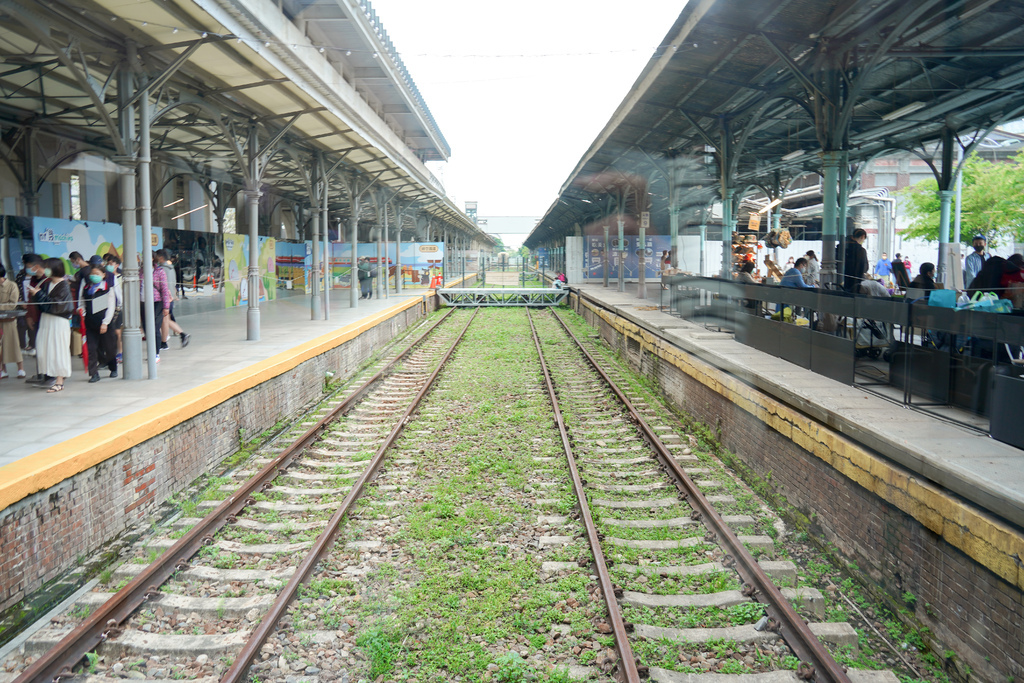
[245,188,261,341]
[936,128,956,284]
[349,201,359,309]
[719,120,733,278]
[699,221,707,276]
[118,161,142,380]
[321,168,330,319]
[937,190,954,283]
[637,224,647,300]
[310,196,322,320]
[395,210,403,295]
[820,151,842,287]
[603,224,610,287]
[138,92,157,379]
[617,217,625,293]
[836,151,850,286]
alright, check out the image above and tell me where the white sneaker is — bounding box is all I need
[17,369,26,379]
[0,370,7,379]
[22,348,35,356]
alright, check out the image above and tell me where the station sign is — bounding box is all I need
[640,211,650,228]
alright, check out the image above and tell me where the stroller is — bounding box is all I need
[853,279,895,360]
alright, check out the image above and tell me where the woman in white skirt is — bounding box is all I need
[28,258,74,393]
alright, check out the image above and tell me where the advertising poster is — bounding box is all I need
[275,240,307,292]
[326,242,445,289]
[223,235,274,307]
[32,217,164,269]
[582,235,670,280]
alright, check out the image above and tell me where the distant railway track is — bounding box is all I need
[5,307,903,683]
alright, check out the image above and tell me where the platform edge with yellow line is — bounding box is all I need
[0,296,424,515]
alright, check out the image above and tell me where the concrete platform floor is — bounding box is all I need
[575,280,1024,529]
[0,287,429,467]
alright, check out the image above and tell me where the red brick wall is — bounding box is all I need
[0,301,431,615]
[578,300,1023,683]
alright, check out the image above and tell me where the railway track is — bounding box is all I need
[526,308,884,683]
[7,308,476,683]
[3,307,905,683]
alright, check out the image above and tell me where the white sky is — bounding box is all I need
[370,0,684,219]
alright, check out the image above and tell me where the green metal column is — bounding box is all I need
[603,224,610,287]
[617,217,625,293]
[836,151,850,286]
[937,190,954,284]
[638,223,647,300]
[820,151,842,287]
[719,119,733,278]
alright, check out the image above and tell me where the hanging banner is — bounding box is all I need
[326,242,445,289]
[32,217,164,269]
[582,234,670,279]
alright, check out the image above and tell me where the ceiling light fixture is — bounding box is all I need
[758,198,782,213]
[163,198,184,208]
[881,101,925,121]
[171,204,209,221]
[781,149,805,161]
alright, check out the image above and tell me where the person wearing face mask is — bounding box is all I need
[964,234,989,285]
[26,258,73,392]
[20,253,44,358]
[104,254,124,363]
[80,263,121,382]
[780,257,814,289]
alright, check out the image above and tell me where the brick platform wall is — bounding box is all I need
[577,300,1023,683]
[0,301,431,614]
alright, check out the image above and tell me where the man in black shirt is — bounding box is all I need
[843,228,868,293]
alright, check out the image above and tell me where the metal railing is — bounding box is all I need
[661,275,1024,431]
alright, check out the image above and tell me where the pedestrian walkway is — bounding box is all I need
[0,289,428,467]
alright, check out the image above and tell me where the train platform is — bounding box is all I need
[0,288,430,468]
[568,281,1024,530]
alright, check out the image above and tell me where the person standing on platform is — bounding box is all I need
[155,250,191,349]
[873,252,892,285]
[104,254,124,364]
[20,253,44,358]
[0,264,26,380]
[27,258,73,392]
[173,255,187,300]
[842,228,869,293]
[142,252,172,362]
[80,263,120,382]
[358,258,372,300]
[803,251,820,286]
[964,234,989,285]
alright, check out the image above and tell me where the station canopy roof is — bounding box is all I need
[526,0,1024,247]
[0,0,487,238]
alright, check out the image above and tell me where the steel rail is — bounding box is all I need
[17,308,456,683]
[525,309,644,683]
[221,307,479,682]
[547,310,852,683]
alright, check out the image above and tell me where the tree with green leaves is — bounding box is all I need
[898,151,1024,250]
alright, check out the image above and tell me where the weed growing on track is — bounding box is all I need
[334,308,602,682]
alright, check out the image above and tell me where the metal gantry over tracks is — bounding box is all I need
[438,288,569,307]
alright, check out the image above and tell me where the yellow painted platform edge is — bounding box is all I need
[576,294,1024,591]
[0,297,424,513]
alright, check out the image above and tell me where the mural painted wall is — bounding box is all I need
[275,240,308,292]
[31,217,164,270]
[223,235,275,307]
[325,242,445,289]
